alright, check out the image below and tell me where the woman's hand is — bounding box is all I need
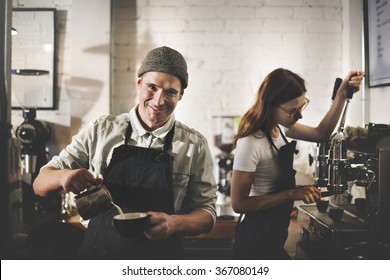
[291,185,321,204]
[338,70,364,99]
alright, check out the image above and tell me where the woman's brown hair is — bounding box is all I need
[233,68,306,147]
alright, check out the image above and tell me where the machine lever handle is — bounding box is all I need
[346,73,359,99]
[332,74,358,100]
[331,78,343,100]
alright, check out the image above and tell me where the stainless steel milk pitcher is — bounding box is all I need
[74,184,113,220]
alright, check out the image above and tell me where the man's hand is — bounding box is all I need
[143,209,214,240]
[143,211,178,240]
[61,168,103,194]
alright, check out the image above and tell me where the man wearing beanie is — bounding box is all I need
[34,46,217,259]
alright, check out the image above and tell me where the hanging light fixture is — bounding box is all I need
[11,27,17,35]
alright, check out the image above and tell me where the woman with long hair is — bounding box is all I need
[231,68,363,259]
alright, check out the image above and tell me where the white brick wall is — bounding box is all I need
[111,0,345,162]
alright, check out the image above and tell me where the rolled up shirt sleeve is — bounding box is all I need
[44,114,129,175]
[45,121,96,171]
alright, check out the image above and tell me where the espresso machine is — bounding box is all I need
[298,78,390,259]
[213,116,240,218]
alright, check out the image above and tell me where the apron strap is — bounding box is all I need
[125,121,133,145]
[269,126,288,152]
[163,125,175,152]
[124,121,175,152]
[269,126,299,154]
[277,126,289,143]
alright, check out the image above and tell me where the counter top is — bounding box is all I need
[183,216,238,259]
[299,205,372,232]
[185,216,238,240]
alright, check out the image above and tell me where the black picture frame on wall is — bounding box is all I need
[11,8,57,110]
[363,0,390,88]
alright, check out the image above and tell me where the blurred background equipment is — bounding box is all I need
[213,115,240,219]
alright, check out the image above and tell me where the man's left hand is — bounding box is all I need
[143,211,177,240]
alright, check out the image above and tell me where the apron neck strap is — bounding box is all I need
[125,121,176,152]
[163,124,175,152]
[269,126,289,152]
[125,121,133,145]
[277,126,289,143]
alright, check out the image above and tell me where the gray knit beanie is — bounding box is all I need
[137,46,189,89]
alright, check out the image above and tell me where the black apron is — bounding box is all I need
[78,122,182,259]
[233,127,298,260]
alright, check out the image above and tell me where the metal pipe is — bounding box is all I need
[361,25,367,127]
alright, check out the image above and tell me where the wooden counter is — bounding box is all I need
[185,216,237,240]
[183,216,238,259]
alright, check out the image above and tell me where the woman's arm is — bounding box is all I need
[286,70,364,142]
[230,170,320,213]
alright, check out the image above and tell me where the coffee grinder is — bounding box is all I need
[213,116,240,218]
[12,69,53,222]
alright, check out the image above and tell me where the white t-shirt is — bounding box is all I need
[233,129,286,196]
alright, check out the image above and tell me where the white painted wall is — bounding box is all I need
[68,0,110,131]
